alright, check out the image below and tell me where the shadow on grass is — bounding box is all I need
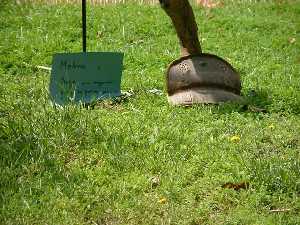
[204,88,299,115]
[185,88,273,115]
[82,94,134,110]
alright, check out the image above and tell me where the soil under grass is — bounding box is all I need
[0,1,300,224]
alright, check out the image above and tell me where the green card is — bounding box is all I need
[49,52,123,105]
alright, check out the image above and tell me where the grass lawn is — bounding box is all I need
[0,1,300,224]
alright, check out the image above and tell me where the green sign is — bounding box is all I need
[49,52,123,105]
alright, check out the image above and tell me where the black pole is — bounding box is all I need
[82,0,87,52]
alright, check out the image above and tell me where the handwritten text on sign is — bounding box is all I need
[49,52,123,105]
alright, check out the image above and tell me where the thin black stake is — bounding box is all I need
[82,0,87,52]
